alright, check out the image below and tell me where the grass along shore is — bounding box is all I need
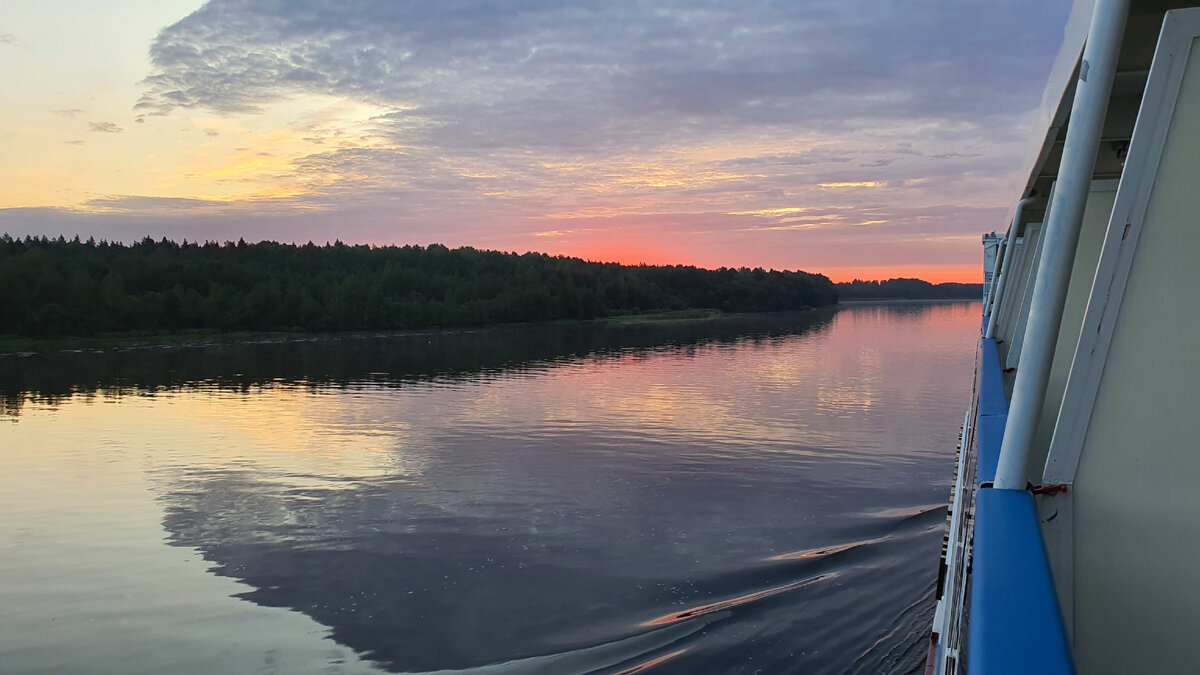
[0,308,738,356]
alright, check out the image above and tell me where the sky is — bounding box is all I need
[0,1,1073,283]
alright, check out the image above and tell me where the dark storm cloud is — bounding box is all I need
[138,0,1069,154]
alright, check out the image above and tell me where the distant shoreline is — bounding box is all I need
[0,237,837,340]
[837,298,978,304]
[0,302,983,356]
[0,307,820,356]
[834,279,983,301]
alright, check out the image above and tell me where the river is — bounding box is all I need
[0,301,979,674]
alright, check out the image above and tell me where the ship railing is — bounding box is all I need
[966,334,1073,674]
[938,0,1200,671]
[964,2,1129,670]
[928,337,989,674]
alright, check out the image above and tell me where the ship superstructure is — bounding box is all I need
[930,1,1200,672]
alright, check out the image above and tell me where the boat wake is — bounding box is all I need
[389,505,946,674]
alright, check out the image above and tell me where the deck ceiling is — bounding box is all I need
[1016,6,1187,231]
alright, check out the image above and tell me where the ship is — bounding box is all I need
[927,1,1200,673]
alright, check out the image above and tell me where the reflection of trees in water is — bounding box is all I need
[0,309,838,417]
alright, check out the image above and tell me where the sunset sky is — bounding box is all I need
[0,1,1071,282]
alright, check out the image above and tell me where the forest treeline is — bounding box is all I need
[836,278,982,300]
[0,235,838,337]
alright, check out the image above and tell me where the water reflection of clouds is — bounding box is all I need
[0,405,387,674]
[817,383,877,417]
[2,303,983,673]
[135,387,433,490]
[496,350,818,453]
[463,335,885,455]
[746,345,816,389]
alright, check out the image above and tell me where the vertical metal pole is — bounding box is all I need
[984,238,1004,309]
[994,0,1129,490]
[985,198,1032,338]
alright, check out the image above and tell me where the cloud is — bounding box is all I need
[0,202,460,248]
[83,195,230,212]
[729,207,809,217]
[52,108,85,117]
[0,33,15,45]
[819,181,881,189]
[718,150,858,169]
[7,0,1069,277]
[135,0,1070,176]
[88,121,124,133]
[138,1,1068,148]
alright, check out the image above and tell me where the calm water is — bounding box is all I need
[0,302,979,674]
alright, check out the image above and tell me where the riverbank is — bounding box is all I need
[837,298,977,305]
[0,308,740,356]
[0,237,837,338]
[0,330,301,357]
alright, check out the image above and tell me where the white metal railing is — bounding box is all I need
[985,199,1032,339]
[930,389,980,674]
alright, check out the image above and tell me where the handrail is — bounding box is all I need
[975,338,1008,484]
[969,335,1073,673]
[983,236,1004,311]
[968,488,1074,674]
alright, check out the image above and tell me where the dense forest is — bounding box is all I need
[0,235,838,338]
[836,278,982,300]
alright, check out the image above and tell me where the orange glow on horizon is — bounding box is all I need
[538,239,687,268]
[536,242,982,284]
[819,264,982,284]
